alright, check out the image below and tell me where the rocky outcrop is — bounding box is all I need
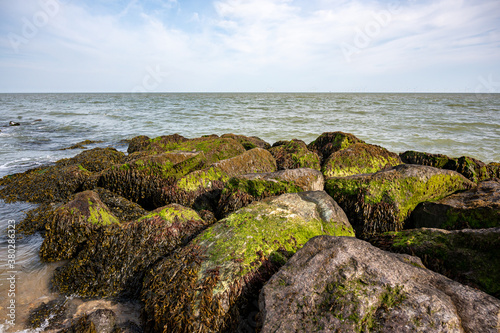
[269,139,321,170]
[325,164,474,237]
[221,133,271,150]
[217,168,324,218]
[368,227,500,298]
[259,236,500,333]
[52,204,210,298]
[322,143,402,177]
[40,190,120,262]
[141,191,354,333]
[308,131,365,163]
[410,179,500,229]
[401,150,499,183]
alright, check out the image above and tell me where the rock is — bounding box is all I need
[52,204,210,298]
[410,179,500,229]
[269,139,321,170]
[60,140,104,150]
[59,147,125,173]
[259,235,500,333]
[322,143,402,177]
[87,309,117,333]
[217,168,324,218]
[325,164,474,237]
[141,191,354,333]
[221,133,271,150]
[169,148,277,211]
[93,187,147,222]
[59,309,117,333]
[308,131,365,163]
[368,227,500,298]
[40,190,120,262]
[9,121,20,126]
[400,150,497,183]
[128,135,246,164]
[127,135,154,154]
[0,164,91,204]
[113,321,143,333]
[27,297,68,330]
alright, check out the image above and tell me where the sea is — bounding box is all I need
[0,92,499,331]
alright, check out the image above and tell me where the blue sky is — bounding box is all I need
[0,0,499,92]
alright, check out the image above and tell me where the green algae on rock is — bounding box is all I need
[400,150,499,183]
[141,191,354,333]
[52,204,211,298]
[308,131,365,163]
[325,164,474,238]
[269,139,321,170]
[40,190,120,262]
[410,179,500,230]
[217,168,324,218]
[368,227,500,298]
[322,143,402,177]
[221,133,271,150]
[260,235,500,333]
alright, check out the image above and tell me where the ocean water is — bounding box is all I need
[0,92,499,330]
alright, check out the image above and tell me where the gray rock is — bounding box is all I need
[260,236,500,333]
[410,179,500,229]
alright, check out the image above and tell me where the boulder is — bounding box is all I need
[168,148,277,211]
[325,164,474,237]
[259,236,500,333]
[221,133,271,150]
[40,190,120,262]
[0,164,91,204]
[57,147,125,173]
[60,140,104,150]
[269,139,321,170]
[52,204,210,298]
[400,151,498,183]
[322,143,402,177]
[217,168,324,218]
[308,131,365,163]
[410,179,500,229]
[141,191,354,333]
[59,309,117,333]
[368,227,500,298]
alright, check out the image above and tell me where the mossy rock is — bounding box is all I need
[93,188,147,222]
[410,179,500,230]
[60,140,104,151]
[269,139,320,171]
[52,204,210,298]
[0,164,91,204]
[27,297,68,330]
[141,191,354,333]
[401,151,496,183]
[221,133,271,150]
[325,164,474,238]
[217,168,324,218]
[260,235,500,333]
[133,135,246,165]
[368,227,500,298]
[39,190,120,262]
[308,131,365,163]
[322,143,402,177]
[57,147,125,173]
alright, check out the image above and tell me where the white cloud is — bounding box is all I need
[0,0,499,92]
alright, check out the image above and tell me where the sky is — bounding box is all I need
[0,0,499,93]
